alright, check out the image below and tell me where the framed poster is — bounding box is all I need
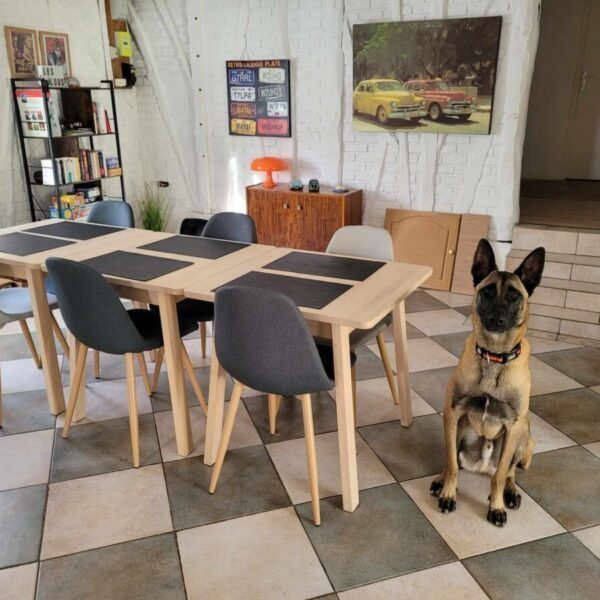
[226,59,291,138]
[353,17,502,135]
[4,26,39,78]
[38,30,72,77]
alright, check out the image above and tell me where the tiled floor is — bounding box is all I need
[1,291,600,599]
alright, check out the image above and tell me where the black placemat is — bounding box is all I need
[215,271,352,309]
[82,250,193,282]
[26,221,124,240]
[138,235,249,259]
[263,251,385,281]
[0,232,75,257]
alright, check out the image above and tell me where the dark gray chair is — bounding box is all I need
[180,217,207,237]
[46,257,205,467]
[208,286,356,526]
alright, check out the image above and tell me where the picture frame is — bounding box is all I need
[38,30,71,78]
[4,26,39,78]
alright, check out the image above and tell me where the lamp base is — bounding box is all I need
[262,170,276,188]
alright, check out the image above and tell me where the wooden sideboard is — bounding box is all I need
[246,184,363,252]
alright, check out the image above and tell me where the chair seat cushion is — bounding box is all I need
[176,298,214,323]
[0,287,57,318]
[128,309,198,350]
[349,313,393,348]
[315,341,357,381]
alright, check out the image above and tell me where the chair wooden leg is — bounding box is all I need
[181,341,208,415]
[300,393,321,526]
[93,350,101,379]
[50,313,69,355]
[19,320,41,369]
[125,353,140,468]
[150,347,165,394]
[376,333,400,405]
[209,380,244,493]
[62,343,88,438]
[200,321,207,359]
[268,394,281,435]
[136,353,152,395]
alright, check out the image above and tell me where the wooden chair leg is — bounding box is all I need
[50,313,69,355]
[125,353,140,468]
[62,343,88,438]
[150,347,165,394]
[136,353,151,395]
[19,320,41,369]
[209,380,244,493]
[181,341,208,415]
[93,350,101,379]
[200,321,207,359]
[268,394,281,434]
[300,393,321,526]
[376,333,400,405]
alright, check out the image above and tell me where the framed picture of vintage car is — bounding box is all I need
[4,26,39,78]
[38,30,72,78]
[352,16,502,134]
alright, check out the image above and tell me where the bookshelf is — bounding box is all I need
[11,78,126,222]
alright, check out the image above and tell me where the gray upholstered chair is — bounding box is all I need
[208,286,356,526]
[46,257,206,467]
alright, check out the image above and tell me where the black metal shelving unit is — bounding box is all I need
[11,78,126,222]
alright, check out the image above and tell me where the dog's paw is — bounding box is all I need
[504,488,522,510]
[487,508,507,527]
[438,496,457,514]
[430,479,444,497]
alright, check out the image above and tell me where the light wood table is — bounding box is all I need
[184,246,432,512]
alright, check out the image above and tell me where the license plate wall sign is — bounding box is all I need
[227,59,291,137]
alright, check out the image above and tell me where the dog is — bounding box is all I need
[430,239,545,527]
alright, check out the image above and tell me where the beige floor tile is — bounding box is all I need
[591,385,600,395]
[528,411,577,454]
[177,507,333,600]
[401,472,564,559]
[406,309,473,336]
[529,356,583,396]
[329,377,435,426]
[55,376,152,428]
[339,561,486,599]
[0,562,38,600]
[528,337,581,354]
[154,403,261,462]
[1,357,50,393]
[584,441,600,458]
[41,464,172,559]
[0,429,53,491]
[425,290,473,307]
[267,431,395,504]
[573,525,600,558]
[368,337,458,373]
[182,337,212,369]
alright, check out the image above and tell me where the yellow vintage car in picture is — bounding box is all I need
[353,79,427,124]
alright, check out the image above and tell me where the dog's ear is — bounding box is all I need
[514,247,545,295]
[472,239,497,287]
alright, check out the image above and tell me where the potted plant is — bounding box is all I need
[138,183,171,232]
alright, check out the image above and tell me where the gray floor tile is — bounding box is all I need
[379,321,425,342]
[163,445,291,529]
[0,484,45,569]
[0,330,63,362]
[37,534,185,600]
[408,366,455,412]
[296,483,456,591]
[535,347,600,387]
[464,534,600,600]
[51,414,161,482]
[354,346,387,381]
[359,414,445,481]
[518,446,600,530]
[530,388,600,444]
[455,305,472,318]
[430,331,471,358]
[244,391,338,444]
[405,290,448,313]
[0,389,55,436]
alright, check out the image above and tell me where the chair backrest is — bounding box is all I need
[202,212,257,243]
[87,201,135,228]
[46,257,146,354]
[180,218,208,237]
[214,286,333,396]
[326,225,394,261]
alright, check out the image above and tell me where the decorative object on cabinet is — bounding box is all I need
[38,31,71,77]
[289,179,303,191]
[308,179,320,193]
[250,156,287,189]
[333,184,349,193]
[246,184,362,252]
[4,26,39,78]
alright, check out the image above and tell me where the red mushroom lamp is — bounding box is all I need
[251,156,287,189]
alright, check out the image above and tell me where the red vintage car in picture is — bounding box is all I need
[404,79,473,122]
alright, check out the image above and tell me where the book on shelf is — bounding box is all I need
[42,150,121,185]
[14,88,62,137]
[105,156,121,177]
[91,101,111,134]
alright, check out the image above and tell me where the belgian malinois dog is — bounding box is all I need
[430,239,545,527]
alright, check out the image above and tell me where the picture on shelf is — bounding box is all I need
[4,26,39,78]
[38,30,71,77]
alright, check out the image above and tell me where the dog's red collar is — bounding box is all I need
[476,343,521,365]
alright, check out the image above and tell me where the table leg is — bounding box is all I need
[204,335,227,465]
[25,267,64,415]
[68,332,87,422]
[157,292,193,456]
[392,300,413,427]
[332,323,359,512]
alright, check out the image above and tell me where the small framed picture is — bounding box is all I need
[4,26,39,78]
[38,30,71,77]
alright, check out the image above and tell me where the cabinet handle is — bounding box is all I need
[448,248,454,255]
[296,205,303,211]
[282,203,289,209]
